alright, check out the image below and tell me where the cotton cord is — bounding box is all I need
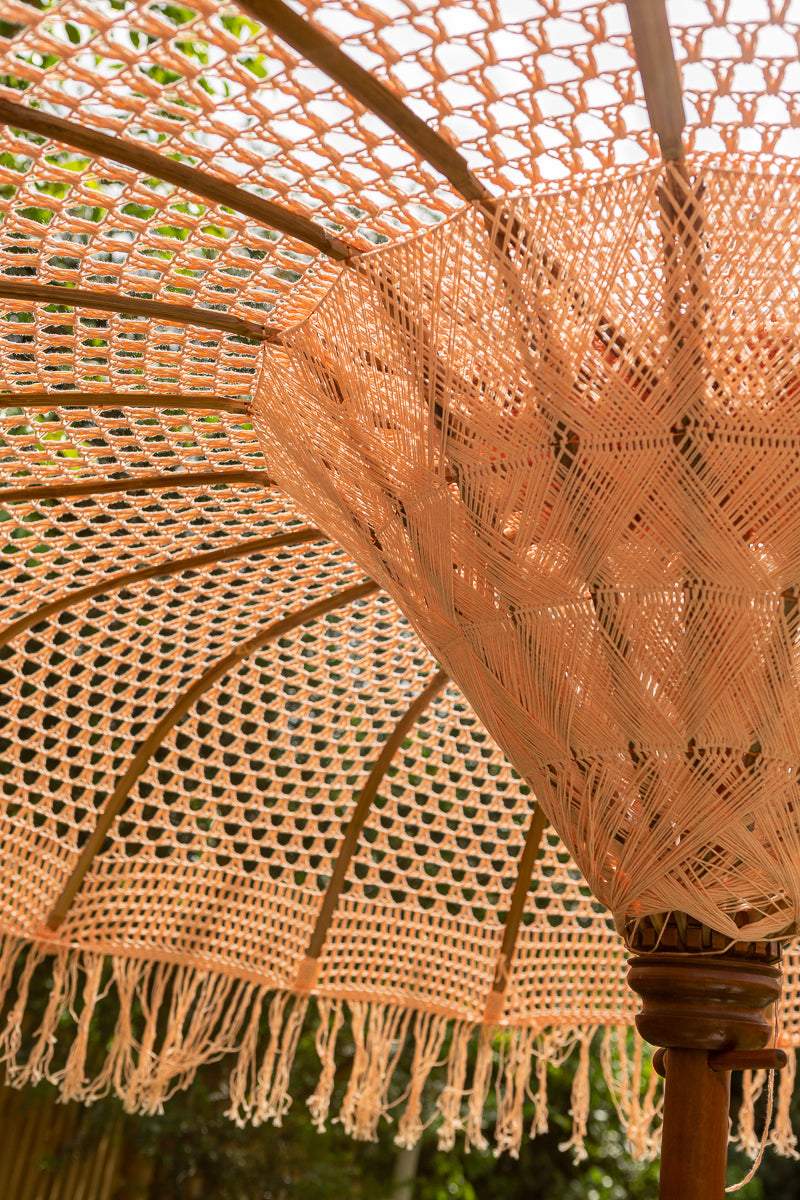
[726,1002,781,1193]
[725,1070,775,1193]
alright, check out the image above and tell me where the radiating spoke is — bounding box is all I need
[1,392,248,415]
[0,469,270,505]
[482,806,549,1023]
[0,97,354,261]
[294,670,450,987]
[45,578,381,929]
[0,527,324,649]
[238,0,487,203]
[625,0,685,161]
[0,281,272,341]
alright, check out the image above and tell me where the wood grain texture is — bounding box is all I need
[0,391,249,414]
[625,0,686,160]
[659,1050,730,1200]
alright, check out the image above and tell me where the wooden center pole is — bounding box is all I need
[658,1050,730,1200]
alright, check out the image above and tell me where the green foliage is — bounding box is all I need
[100,1035,663,1200]
[97,1044,800,1200]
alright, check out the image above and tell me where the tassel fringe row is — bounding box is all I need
[0,937,796,1162]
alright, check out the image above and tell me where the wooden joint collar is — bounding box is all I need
[652,1046,788,1078]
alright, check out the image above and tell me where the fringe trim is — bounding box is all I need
[340,1001,411,1140]
[494,1026,538,1156]
[770,1048,799,1159]
[600,1025,663,1161]
[395,1012,449,1150]
[464,1024,492,1151]
[736,1068,768,1158]
[559,1027,595,1163]
[435,1018,471,1151]
[732,1047,800,1164]
[307,998,345,1131]
[23,934,800,1162]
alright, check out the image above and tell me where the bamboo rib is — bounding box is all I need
[301,669,450,965]
[236,0,488,203]
[0,281,272,341]
[0,469,270,505]
[0,527,323,649]
[1,392,249,414]
[0,97,354,261]
[625,0,685,161]
[45,578,380,928]
[482,806,551,1022]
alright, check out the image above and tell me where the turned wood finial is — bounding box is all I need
[627,914,782,1053]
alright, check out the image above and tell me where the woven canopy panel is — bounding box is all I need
[260,162,800,944]
[2,0,800,1162]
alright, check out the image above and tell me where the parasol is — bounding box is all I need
[2,0,800,1194]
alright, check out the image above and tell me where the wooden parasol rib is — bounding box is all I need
[0,281,273,340]
[0,469,270,504]
[236,0,488,203]
[482,805,549,1023]
[0,527,324,649]
[294,669,450,987]
[45,578,380,929]
[0,97,355,261]
[0,392,249,414]
[625,0,685,161]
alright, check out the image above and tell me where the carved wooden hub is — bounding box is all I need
[628,951,781,1052]
[627,914,782,1052]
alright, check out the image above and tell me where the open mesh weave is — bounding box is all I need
[2,0,800,1162]
[0,397,646,1154]
[2,0,800,334]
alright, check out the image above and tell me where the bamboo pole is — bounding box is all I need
[58,1108,87,1200]
[0,97,354,261]
[0,1089,14,1188]
[6,1094,45,1199]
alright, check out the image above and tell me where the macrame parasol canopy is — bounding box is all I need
[3,0,800,1194]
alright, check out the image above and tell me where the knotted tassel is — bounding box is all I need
[308,999,345,1131]
[396,1012,448,1149]
[495,1027,537,1157]
[226,985,267,1126]
[559,1031,595,1163]
[466,1026,494,1152]
[436,1020,472,1151]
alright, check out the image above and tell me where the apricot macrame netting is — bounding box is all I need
[3,0,800,1165]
